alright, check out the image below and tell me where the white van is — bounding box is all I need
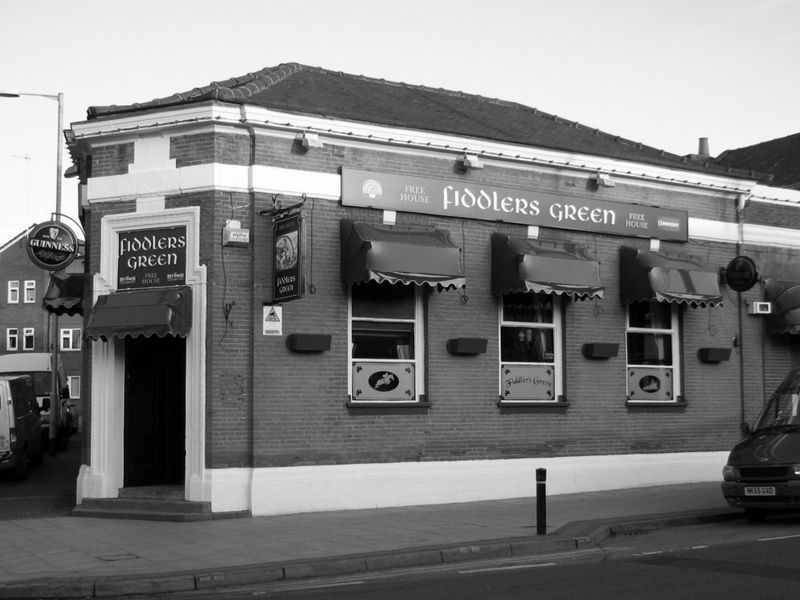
[0,375,44,479]
[0,353,74,450]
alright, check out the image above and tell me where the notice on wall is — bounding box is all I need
[263,305,283,336]
[117,226,187,289]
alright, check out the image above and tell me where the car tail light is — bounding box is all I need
[793,464,800,477]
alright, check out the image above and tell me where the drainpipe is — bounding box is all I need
[241,105,258,468]
[736,193,748,432]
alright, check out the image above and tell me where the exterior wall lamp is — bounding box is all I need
[591,172,615,188]
[457,153,484,170]
[295,131,323,150]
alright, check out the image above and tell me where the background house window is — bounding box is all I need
[23,280,36,304]
[349,281,424,403]
[6,328,18,351]
[60,328,82,351]
[626,301,681,402]
[7,281,19,304]
[499,292,563,402]
[22,327,35,351]
[67,375,81,399]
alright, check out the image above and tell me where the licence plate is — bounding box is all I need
[744,486,776,496]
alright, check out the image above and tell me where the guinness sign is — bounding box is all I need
[26,221,79,271]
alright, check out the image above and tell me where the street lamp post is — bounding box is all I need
[0,90,65,455]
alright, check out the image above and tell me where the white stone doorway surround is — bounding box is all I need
[76,206,207,504]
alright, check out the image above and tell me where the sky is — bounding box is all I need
[1,0,798,244]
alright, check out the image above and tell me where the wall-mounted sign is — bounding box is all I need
[117,226,186,289]
[273,213,303,302]
[501,365,555,401]
[342,168,689,242]
[263,305,283,336]
[627,367,673,402]
[352,362,415,401]
[26,221,79,271]
[725,256,758,292]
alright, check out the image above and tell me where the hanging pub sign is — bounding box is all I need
[27,221,79,271]
[273,213,303,302]
[342,167,689,242]
[117,226,187,290]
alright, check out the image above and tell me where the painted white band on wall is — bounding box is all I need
[207,451,728,516]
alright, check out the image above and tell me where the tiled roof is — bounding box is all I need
[87,63,763,180]
[716,133,800,189]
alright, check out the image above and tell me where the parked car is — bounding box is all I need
[721,366,800,520]
[0,375,44,479]
[0,353,74,450]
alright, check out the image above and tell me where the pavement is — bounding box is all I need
[0,480,740,599]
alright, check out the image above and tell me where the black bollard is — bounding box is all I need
[536,468,547,535]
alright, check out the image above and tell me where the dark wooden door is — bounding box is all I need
[124,335,185,487]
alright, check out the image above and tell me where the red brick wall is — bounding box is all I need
[84,128,799,471]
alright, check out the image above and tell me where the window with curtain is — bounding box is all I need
[6,328,18,351]
[7,281,19,304]
[349,281,423,403]
[22,327,35,351]
[24,280,36,304]
[626,301,681,402]
[499,292,562,402]
[60,328,82,351]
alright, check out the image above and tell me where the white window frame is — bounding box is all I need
[7,281,19,304]
[625,302,682,403]
[67,376,81,399]
[22,327,35,351]
[6,328,18,351]
[498,293,564,403]
[60,328,82,351]
[347,284,425,404]
[23,280,36,304]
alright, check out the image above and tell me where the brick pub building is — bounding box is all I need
[64,63,800,516]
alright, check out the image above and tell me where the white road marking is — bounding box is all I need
[758,533,800,542]
[459,562,557,574]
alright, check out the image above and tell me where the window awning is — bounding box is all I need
[43,272,87,316]
[619,246,722,307]
[491,233,604,299]
[340,219,465,290]
[85,286,192,341]
[764,278,800,334]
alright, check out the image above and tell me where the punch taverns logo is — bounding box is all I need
[26,221,79,271]
[117,226,186,290]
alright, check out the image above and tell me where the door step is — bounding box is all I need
[72,486,250,521]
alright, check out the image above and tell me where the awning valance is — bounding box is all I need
[43,272,87,316]
[764,278,800,334]
[619,246,722,307]
[491,233,604,299]
[340,219,465,290]
[85,286,192,341]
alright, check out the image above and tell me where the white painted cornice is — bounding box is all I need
[71,102,759,196]
[749,184,800,206]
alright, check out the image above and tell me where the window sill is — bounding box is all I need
[626,400,687,409]
[497,399,570,410]
[346,401,431,410]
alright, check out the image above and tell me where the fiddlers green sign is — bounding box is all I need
[342,168,688,242]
